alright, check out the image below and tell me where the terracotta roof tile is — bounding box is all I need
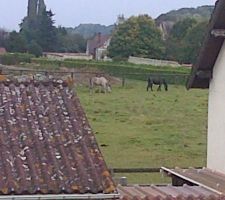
[0,80,116,195]
[118,185,220,200]
[0,47,6,54]
[162,167,225,195]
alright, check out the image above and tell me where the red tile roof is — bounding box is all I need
[0,80,116,195]
[0,47,6,54]
[118,185,219,200]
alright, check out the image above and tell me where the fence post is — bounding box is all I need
[122,75,125,87]
[71,72,74,79]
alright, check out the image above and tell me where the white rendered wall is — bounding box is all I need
[208,41,225,173]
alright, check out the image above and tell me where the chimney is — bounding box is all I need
[97,32,101,44]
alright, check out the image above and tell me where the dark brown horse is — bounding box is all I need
[147,77,168,91]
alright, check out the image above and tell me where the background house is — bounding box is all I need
[0,47,6,55]
[86,33,111,60]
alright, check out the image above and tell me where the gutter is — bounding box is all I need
[0,193,120,200]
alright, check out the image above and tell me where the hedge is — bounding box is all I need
[0,53,35,65]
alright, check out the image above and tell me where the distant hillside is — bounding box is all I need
[156,5,214,38]
[65,6,213,40]
[66,24,115,39]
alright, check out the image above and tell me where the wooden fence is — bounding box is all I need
[1,67,190,86]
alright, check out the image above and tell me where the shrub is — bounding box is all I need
[0,53,35,65]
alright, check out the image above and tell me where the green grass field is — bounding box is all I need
[76,80,208,183]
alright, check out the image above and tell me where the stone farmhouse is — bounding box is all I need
[86,33,111,60]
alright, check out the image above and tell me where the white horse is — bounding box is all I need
[89,76,112,94]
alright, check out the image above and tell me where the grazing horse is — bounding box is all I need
[147,76,168,91]
[89,76,112,94]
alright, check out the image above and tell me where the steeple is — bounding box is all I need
[27,0,38,18]
[37,0,46,15]
[27,0,46,18]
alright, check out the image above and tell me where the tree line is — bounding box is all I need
[108,15,208,64]
[0,10,86,57]
[0,12,208,64]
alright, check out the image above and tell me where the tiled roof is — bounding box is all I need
[0,80,116,195]
[118,185,219,200]
[162,167,225,195]
[0,47,6,54]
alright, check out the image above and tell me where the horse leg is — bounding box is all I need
[157,84,161,91]
[147,83,150,91]
[151,84,153,91]
[89,80,94,95]
[163,81,168,91]
[103,85,106,93]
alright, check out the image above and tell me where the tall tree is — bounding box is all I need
[20,9,57,52]
[36,10,57,51]
[165,18,197,62]
[180,21,208,63]
[165,18,207,64]
[108,15,164,60]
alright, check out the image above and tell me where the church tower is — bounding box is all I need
[37,0,46,15]
[27,0,46,17]
[27,0,38,18]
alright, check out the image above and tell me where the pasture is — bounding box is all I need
[76,80,208,183]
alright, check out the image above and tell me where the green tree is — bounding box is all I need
[165,18,207,64]
[165,18,197,62]
[180,21,208,63]
[0,29,8,48]
[27,40,43,57]
[56,27,86,53]
[108,15,164,60]
[5,31,27,53]
[20,10,57,52]
[36,10,57,51]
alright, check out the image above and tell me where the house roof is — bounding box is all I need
[187,0,225,89]
[0,80,116,196]
[162,167,225,195]
[87,33,111,55]
[118,185,218,200]
[0,47,6,54]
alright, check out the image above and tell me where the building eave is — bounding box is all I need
[187,0,225,89]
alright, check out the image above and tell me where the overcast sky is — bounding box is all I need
[0,0,216,31]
